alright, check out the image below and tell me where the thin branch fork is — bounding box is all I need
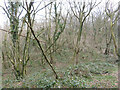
[35,1,53,14]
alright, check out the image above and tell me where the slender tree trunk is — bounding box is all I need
[118,1,120,88]
[104,35,112,55]
[74,22,83,65]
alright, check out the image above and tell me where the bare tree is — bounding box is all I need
[46,2,68,63]
[105,1,119,57]
[1,0,27,80]
[22,0,59,79]
[69,1,100,65]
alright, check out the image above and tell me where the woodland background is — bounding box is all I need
[0,0,120,88]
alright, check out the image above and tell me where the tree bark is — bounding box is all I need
[118,1,120,88]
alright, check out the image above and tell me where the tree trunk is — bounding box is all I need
[118,1,120,88]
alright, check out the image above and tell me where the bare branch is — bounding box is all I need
[82,1,101,23]
[35,0,44,11]
[69,2,79,20]
[35,1,53,14]
[0,5,10,19]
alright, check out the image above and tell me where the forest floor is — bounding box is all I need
[2,47,118,88]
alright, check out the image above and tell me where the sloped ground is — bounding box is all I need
[2,48,118,88]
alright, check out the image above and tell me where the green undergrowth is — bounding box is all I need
[3,58,118,88]
[2,46,118,88]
